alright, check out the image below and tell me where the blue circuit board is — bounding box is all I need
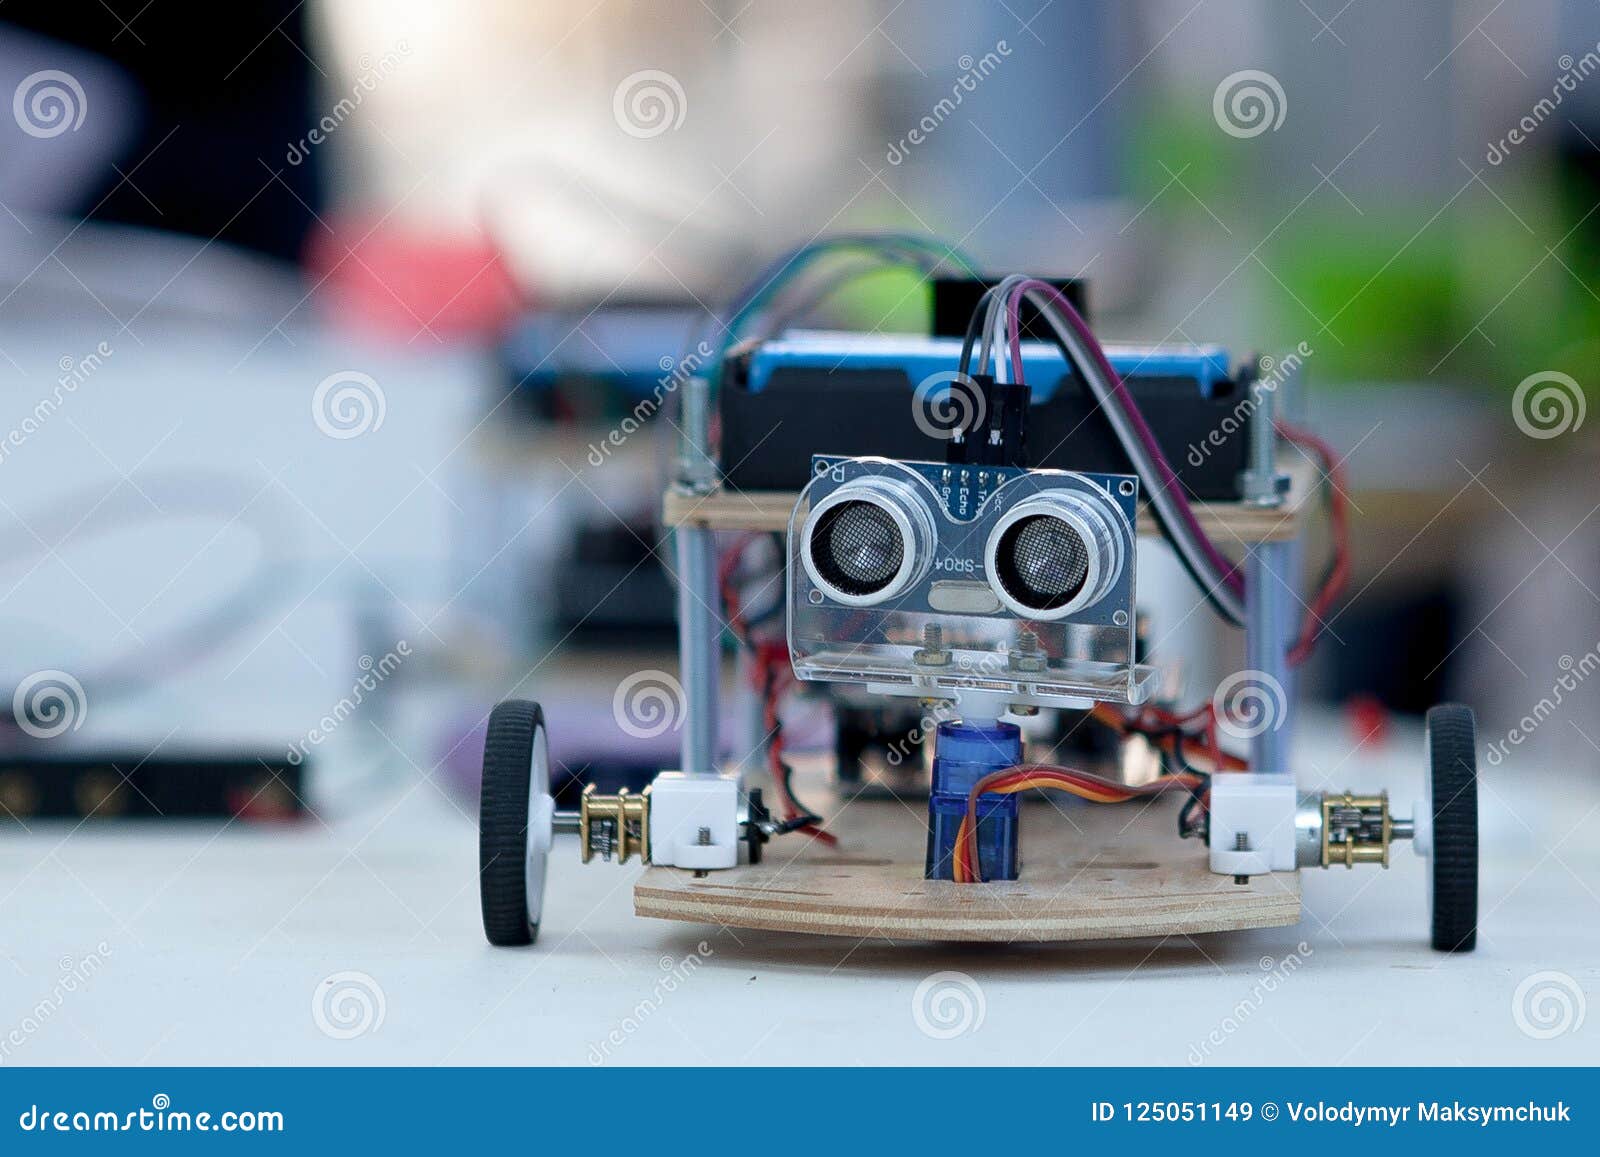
[811,455,1137,524]
[757,332,1231,399]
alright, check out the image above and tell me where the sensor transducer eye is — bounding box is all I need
[812,500,905,598]
[995,514,1090,610]
[983,490,1124,621]
[798,475,936,607]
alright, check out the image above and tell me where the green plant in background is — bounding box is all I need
[1266,200,1584,391]
[1122,90,1235,213]
[1127,88,1597,400]
[1265,220,1468,382]
[823,264,934,334]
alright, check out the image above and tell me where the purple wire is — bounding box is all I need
[1005,278,1244,597]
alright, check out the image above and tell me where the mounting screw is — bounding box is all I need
[1233,831,1250,885]
[1009,626,1046,673]
[693,826,713,878]
[913,623,952,667]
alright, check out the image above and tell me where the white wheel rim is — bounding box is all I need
[525,723,553,928]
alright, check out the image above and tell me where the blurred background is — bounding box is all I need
[2,0,1598,826]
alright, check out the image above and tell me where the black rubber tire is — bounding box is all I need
[1426,703,1478,953]
[479,700,545,947]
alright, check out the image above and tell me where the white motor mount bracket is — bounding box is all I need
[648,770,741,870]
[1208,773,1298,877]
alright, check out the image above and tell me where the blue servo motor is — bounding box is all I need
[925,720,1024,881]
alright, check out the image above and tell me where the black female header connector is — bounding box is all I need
[946,374,1030,469]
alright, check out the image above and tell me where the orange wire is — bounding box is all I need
[951,765,1204,883]
[1089,703,1246,773]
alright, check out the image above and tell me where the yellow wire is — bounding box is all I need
[953,777,1134,881]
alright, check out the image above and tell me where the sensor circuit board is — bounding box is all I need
[810,455,1138,525]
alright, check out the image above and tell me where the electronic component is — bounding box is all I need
[0,753,306,821]
[946,374,1030,468]
[791,451,1150,885]
[719,332,1251,496]
[799,471,936,606]
[925,720,1023,882]
[789,455,1153,707]
[984,487,1126,620]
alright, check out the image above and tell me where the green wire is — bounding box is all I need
[709,234,978,390]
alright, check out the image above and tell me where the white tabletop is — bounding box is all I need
[3,709,1597,1067]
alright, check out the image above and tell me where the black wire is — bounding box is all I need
[764,662,826,831]
[1142,495,1244,625]
[1107,715,1209,838]
[774,759,825,831]
[725,534,831,838]
[1179,787,1208,840]
[1159,728,1198,776]
[957,283,1003,377]
[957,279,1080,382]
[1150,731,1209,840]
[1007,286,1244,626]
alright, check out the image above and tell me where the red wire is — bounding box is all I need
[954,764,1205,882]
[1275,419,1352,666]
[756,643,838,847]
[719,536,838,848]
[718,532,763,641]
[1090,703,1246,773]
